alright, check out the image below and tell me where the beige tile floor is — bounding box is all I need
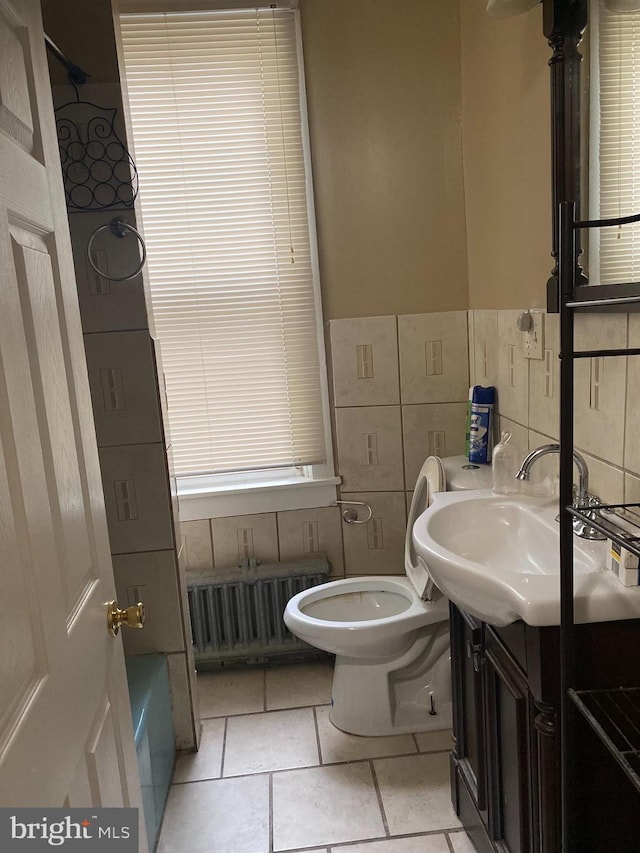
[158,659,474,853]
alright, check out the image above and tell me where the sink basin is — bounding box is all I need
[412,489,640,626]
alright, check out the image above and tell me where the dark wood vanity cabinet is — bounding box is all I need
[450,605,544,853]
[449,603,640,853]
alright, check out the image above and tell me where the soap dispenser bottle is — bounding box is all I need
[492,431,520,494]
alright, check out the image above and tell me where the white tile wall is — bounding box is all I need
[496,310,530,424]
[469,309,637,511]
[329,315,400,406]
[624,471,640,507]
[186,308,640,602]
[84,331,163,447]
[340,491,406,576]
[180,520,213,572]
[176,544,201,748]
[276,506,344,576]
[471,310,499,387]
[167,651,199,751]
[99,443,174,554]
[402,403,467,490]
[335,406,405,491]
[69,211,150,334]
[398,311,469,404]
[574,314,627,467]
[581,453,624,505]
[211,513,279,567]
[113,550,184,655]
[528,312,559,439]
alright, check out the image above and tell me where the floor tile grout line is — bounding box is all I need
[368,759,390,838]
[199,702,332,722]
[170,747,454,785]
[219,715,229,778]
[263,666,267,712]
[312,706,324,765]
[278,829,460,853]
[412,732,421,753]
[269,772,274,853]
[445,832,456,852]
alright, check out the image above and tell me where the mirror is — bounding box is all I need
[545,0,640,308]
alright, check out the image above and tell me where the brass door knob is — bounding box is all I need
[107,601,145,636]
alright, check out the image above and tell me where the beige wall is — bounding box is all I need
[42,2,557,316]
[43,0,120,85]
[460,1,551,310]
[298,0,468,319]
[44,0,468,322]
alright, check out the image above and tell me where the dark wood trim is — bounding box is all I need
[485,634,532,852]
[565,281,640,312]
[449,603,488,813]
[534,701,560,853]
[544,0,588,313]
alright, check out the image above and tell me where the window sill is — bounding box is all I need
[177,473,341,521]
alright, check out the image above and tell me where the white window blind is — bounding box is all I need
[593,2,640,283]
[117,5,327,478]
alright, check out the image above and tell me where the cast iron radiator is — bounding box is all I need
[187,557,330,665]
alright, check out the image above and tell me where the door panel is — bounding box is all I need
[450,603,487,815]
[11,222,95,614]
[86,699,125,808]
[0,6,37,154]
[0,1,145,846]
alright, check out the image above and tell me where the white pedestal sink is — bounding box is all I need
[412,489,640,626]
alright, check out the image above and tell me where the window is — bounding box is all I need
[114,1,337,518]
[590,1,640,284]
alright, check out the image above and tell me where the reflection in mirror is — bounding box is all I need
[587,1,640,285]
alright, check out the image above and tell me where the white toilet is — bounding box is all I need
[284,455,492,736]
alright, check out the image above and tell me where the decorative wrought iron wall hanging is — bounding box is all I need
[55,93,139,211]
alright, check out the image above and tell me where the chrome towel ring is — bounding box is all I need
[86,217,146,282]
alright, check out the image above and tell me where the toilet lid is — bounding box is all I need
[404,456,445,600]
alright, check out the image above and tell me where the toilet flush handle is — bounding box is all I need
[335,500,373,524]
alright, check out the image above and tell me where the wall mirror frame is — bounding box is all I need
[544,0,640,312]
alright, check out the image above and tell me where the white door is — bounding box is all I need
[0,0,146,846]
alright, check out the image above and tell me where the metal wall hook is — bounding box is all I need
[86,217,147,282]
[335,500,373,524]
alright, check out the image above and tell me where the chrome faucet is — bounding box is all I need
[515,443,605,540]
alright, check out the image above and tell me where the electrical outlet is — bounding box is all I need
[524,310,545,360]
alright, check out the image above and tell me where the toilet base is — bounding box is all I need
[328,620,452,737]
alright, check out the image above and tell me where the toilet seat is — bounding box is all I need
[404,456,445,599]
[285,576,449,658]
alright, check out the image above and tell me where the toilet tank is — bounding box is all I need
[440,455,492,492]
